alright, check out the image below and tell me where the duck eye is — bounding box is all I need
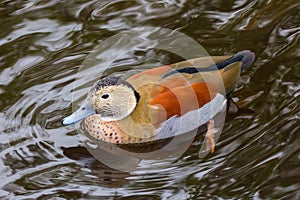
[101,94,109,99]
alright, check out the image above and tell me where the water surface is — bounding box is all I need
[0,0,299,199]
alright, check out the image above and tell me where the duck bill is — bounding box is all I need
[62,103,96,125]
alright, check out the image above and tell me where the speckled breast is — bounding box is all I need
[84,115,157,144]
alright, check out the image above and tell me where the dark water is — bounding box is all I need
[1,0,299,199]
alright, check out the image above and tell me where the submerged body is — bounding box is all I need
[63,50,255,148]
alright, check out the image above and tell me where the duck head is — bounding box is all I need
[62,77,140,125]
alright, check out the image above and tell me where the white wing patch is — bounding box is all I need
[155,93,227,139]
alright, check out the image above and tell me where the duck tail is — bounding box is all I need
[207,50,255,72]
[162,50,255,78]
[235,50,255,71]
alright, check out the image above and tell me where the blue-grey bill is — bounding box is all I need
[62,104,96,125]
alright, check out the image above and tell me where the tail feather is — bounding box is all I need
[217,50,255,71]
[236,50,255,71]
[162,50,255,78]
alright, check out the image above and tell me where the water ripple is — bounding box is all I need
[0,0,299,199]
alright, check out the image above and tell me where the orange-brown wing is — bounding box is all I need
[127,74,191,128]
[128,65,172,80]
[149,82,217,127]
[151,76,189,95]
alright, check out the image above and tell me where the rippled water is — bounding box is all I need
[1,0,299,199]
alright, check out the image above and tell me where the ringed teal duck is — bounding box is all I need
[63,50,255,153]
